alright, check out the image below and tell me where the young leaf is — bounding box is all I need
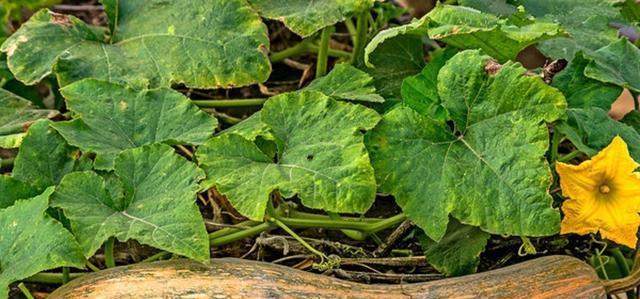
[0,89,55,135]
[418,218,490,276]
[552,52,622,110]
[12,119,79,192]
[557,108,640,160]
[364,34,425,98]
[515,0,623,59]
[52,144,209,262]
[248,0,374,37]
[401,47,458,119]
[51,79,217,170]
[304,64,384,103]
[1,0,271,88]
[366,50,564,241]
[584,38,640,93]
[0,188,85,299]
[197,91,380,220]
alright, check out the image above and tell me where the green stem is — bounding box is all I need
[277,213,406,234]
[23,272,85,284]
[85,261,100,272]
[270,39,312,63]
[550,131,562,163]
[328,212,367,241]
[18,283,34,299]
[210,222,274,247]
[344,18,357,43]
[360,213,407,234]
[558,150,583,163]
[192,99,267,108]
[306,45,352,59]
[287,210,380,223]
[270,217,327,260]
[610,247,636,299]
[316,26,335,78]
[62,267,70,284]
[104,237,116,268]
[351,12,368,65]
[142,251,172,263]
[208,220,261,239]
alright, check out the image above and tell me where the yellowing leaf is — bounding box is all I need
[556,136,640,248]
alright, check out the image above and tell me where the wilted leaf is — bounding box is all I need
[418,218,490,276]
[557,107,640,160]
[248,0,374,37]
[52,144,209,261]
[584,38,640,93]
[304,64,384,102]
[366,50,564,241]
[0,188,85,299]
[1,0,271,88]
[51,79,217,170]
[197,91,380,220]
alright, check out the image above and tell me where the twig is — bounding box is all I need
[373,220,414,257]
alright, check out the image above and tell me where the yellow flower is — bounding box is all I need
[556,136,640,248]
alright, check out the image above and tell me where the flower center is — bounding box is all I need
[599,184,611,194]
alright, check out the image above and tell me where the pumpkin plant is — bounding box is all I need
[2,0,640,298]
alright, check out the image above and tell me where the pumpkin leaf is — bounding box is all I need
[12,119,80,192]
[304,64,384,103]
[584,38,640,93]
[51,79,217,170]
[0,133,25,149]
[0,188,85,299]
[515,0,624,59]
[364,34,425,98]
[364,5,562,66]
[557,107,640,160]
[552,52,622,109]
[248,0,374,37]
[401,47,458,119]
[197,91,380,220]
[366,50,564,241]
[0,89,56,135]
[418,218,490,276]
[52,144,209,262]
[1,0,271,88]
[0,176,37,209]
[458,0,517,16]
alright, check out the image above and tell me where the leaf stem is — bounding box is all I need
[104,237,116,268]
[0,157,14,169]
[210,222,274,247]
[328,212,367,240]
[62,267,70,284]
[18,283,34,299]
[192,98,267,108]
[550,131,562,163]
[351,12,368,65]
[85,261,100,272]
[558,150,583,163]
[270,39,312,63]
[316,26,335,78]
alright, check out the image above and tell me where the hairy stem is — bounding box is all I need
[192,98,267,108]
[351,12,368,65]
[104,237,116,268]
[316,26,335,78]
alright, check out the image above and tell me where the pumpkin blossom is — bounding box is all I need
[556,136,640,248]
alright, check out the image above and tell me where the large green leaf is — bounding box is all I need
[197,91,380,220]
[365,5,562,65]
[366,50,564,241]
[51,79,217,170]
[12,119,80,192]
[552,52,622,110]
[1,0,270,88]
[401,47,458,119]
[515,0,624,59]
[248,0,373,37]
[0,89,55,135]
[0,176,37,209]
[304,64,384,103]
[557,108,640,160]
[0,188,85,299]
[52,144,209,262]
[584,38,640,93]
[418,218,490,276]
[458,0,517,16]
